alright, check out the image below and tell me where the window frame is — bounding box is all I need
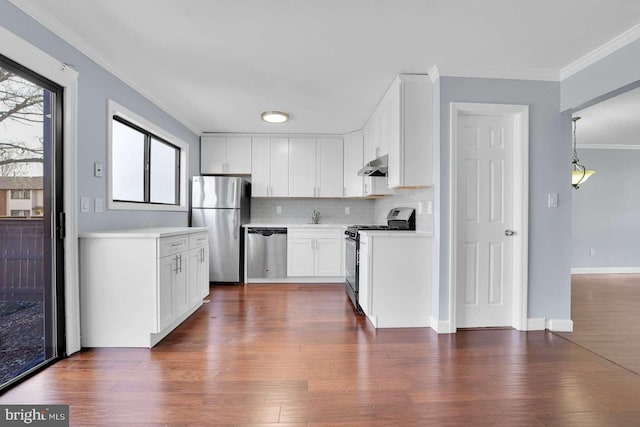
[10,190,31,200]
[107,100,188,212]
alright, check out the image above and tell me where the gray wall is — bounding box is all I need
[437,77,573,321]
[572,149,640,268]
[0,2,200,233]
[251,197,375,225]
[562,38,640,112]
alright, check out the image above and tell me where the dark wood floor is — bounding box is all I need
[559,274,640,374]
[2,283,640,426]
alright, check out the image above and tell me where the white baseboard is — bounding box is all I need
[546,318,574,332]
[430,316,454,334]
[571,267,640,274]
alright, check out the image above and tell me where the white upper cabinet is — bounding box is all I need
[343,132,364,197]
[201,136,251,175]
[289,137,344,198]
[316,137,344,197]
[385,75,432,188]
[251,137,289,197]
[288,137,317,197]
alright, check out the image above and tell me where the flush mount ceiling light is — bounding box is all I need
[260,111,289,124]
[571,116,596,189]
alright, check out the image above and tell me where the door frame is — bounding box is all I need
[0,25,80,353]
[449,102,529,332]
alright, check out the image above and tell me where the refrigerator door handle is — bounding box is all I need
[233,210,239,240]
[232,179,238,207]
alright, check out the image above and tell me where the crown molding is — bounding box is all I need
[7,0,202,135]
[577,143,640,150]
[560,23,640,81]
[435,65,560,82]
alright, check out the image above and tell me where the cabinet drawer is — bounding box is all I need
[189,232,209,249]
[288,227,343,239]
[158,235,188,258]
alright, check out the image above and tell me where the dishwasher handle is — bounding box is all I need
[247,228,288,237]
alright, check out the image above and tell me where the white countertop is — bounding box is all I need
[244,223,348,229]
[79,226,209,238]
[359,230,433,238]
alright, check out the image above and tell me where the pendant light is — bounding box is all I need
[571,117,595,189]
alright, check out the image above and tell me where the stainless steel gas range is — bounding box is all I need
[344,207,416,313]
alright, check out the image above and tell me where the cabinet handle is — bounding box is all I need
[364,183,369,194]
[343,186,346,197]
[179,254,183,272]
[174,255,180,274]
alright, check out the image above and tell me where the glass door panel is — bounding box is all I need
[0,57,63,390]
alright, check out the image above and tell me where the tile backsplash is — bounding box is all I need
[251,188,433,230]
[374,187,434,232]
[251,197,375,225]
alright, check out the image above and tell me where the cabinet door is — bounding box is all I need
[378,102,389,158]
[251,138,270,196]
[174,253,189,318]
[387,84,402,188]
[226,136,252,174]
[343,133,364,197]
[200,136,226,174]
[188,248,202,306]
[288,138,316,197]
[359,241,371,316]
[287,237,315,276]
[315,238,342,276]
[316,138,343,197]
[270,138,289,197]
[158,256,177,331]
[200,245,210,298]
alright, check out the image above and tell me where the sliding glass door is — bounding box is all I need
[0,55,64,391]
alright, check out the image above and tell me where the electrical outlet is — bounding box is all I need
[276,206,282,214]
[94,162,104,178]
[94,198,103,213]
[427,200,433,215]
[345,207,350,215]
[589,249,596,257]
[548,193,558,208]
[417,202,423,215]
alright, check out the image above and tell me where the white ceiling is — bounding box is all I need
[12,0,640,135]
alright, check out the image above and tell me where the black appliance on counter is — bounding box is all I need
[344,207,416,312]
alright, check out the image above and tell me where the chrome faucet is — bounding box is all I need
[312,210,320,224]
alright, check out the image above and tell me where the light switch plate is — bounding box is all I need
[80,197,89,213]
[427,200,433,215]
[417,202,423,215]
[94,198,103,213]
[548,193,558,208]
[276,206,282,214]
[345,207,350,215]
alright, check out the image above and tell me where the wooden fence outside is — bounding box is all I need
[0,218,44,302]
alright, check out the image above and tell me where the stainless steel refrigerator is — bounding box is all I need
[190,176,251,283]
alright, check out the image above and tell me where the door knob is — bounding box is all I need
[505,229,516,236]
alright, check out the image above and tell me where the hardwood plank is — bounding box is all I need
[3,283,640,426]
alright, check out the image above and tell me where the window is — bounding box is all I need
[10,190,30,200]
[10,210,30,217]
[108,100,188,211]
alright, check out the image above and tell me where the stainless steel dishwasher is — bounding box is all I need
[247,228,287,279]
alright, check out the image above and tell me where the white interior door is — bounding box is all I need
[456,113,515,328]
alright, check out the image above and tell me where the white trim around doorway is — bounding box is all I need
[0,24,80,354]
[448,102,529,333]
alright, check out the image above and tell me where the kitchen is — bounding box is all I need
[2,2,639,412]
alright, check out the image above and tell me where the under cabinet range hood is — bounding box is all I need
[357,154,388,176]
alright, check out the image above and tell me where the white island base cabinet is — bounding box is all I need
[358,231,432,328]
[79,227,209,348]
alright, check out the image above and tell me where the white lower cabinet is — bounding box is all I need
[358,232,432,328]
[79,227,209,348]
[287,227,343,278]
